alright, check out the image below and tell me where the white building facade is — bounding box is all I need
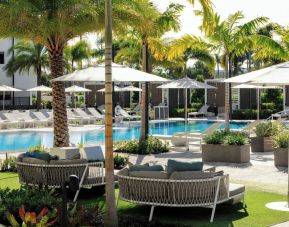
[0,38,37,107]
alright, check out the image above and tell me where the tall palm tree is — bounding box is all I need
[65,40,91,71]
[5,42,49,109]
[0,0,143,147]
[169,11,286,130]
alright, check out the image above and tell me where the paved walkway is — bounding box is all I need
[128,147,288,195]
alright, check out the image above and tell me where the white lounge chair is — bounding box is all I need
[67,108,82,124]
[1,112,25,128]
[115,105,141,121]
[188,105,211,118]
[31,111,53,127]
[128,104,140,115]
[74,108,96,124]
[87,107,104,119]
[16,111,39,128]
[97,105,105,114]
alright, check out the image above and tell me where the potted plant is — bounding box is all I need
[251,121,281,152]
[272,131,289,167]
[202,131,250,163]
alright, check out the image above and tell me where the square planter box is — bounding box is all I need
[50,147,80,160]
[274,148,288,167]
[251,137,274,152]
[202,144,250,163]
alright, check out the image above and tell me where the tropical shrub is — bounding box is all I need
[114,137,169,155]
[114,154,129,170]
[0,156,17,172]
[6,206,57,227]
[27,145,47,153]
[232,109,276,120]
[254,121,282,137]
[204,130,249,146]
[272,131,289,148]
[0,187,60,224]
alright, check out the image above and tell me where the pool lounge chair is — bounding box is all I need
[171,122,223,147]
[87,107,104,119]
[31,111,53,127]
[1,112,25,128]
[74,108,96,124]
[188,105,213,118]
[128,103,140,115]
[16,111,41,128]
[115,105,141,121]
[67,108,83,124]
[97,105,105,114]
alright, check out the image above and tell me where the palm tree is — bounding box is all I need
[5,42,49,109]
[65,40,91,71]
[169,11,286,130]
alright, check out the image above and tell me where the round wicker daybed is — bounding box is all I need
[117,168,245,222]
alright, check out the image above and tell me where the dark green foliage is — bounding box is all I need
[0,187,60,224]
[0,157,17,172]
[170,104,203,118]
[114,154,129,170]
[204,131,249,146]
[232,109,275,120]
[114,137,169,155]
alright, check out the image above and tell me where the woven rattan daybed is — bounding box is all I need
[117,167,245,222]
[16,157,104,201]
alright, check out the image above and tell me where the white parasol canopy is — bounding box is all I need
[158,77,216,150]
[0,85,22,110]
[97,86,123,92]
[65,85,91,93]
[54,63,168,83]
[98,85,142,93]
[27,85,52,92]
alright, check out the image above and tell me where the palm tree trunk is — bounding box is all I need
[11,38,15,106]
[224,54,230,131]
[36,66,42,110]
[140,39,149,142]
[104,0,118,226]
[48,44,70,147]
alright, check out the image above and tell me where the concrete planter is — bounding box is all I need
[274,148,288,167]
[202,144,250,163]
[251,137,274,152]
[50,147,80,159]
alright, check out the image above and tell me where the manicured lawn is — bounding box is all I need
[1,172,289,227]
[0,172,20,189]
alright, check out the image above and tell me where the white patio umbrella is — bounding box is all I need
[232,84,282,120]
[122,85,142,92]
[27,85,52,109]
[0,85,22,110]
[97,86,123,92]
[54,63,168,83]
[65,85,91,93]
[27,85,52,92]
[65,85,91,108]
[158,77,216,150]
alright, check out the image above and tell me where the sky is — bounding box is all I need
[153,0,289,37]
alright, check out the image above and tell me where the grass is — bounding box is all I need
[0,172,20,189]
[1,172,289,226]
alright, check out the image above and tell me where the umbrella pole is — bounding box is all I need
[257,88,260,120]
[185,88,188,151]
[2,91,4,110]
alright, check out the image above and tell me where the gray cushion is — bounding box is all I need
[22,157,48,165]
[50,159,87,165]
[129,171,168,179]
[167,159,203,176]
[130,164,164,172]
[117,167,129,176]
[169,171,213,180]
[229,183,245,197]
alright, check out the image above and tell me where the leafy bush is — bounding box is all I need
[27,145,47,153]
[114,154,129,170]
[225,132,248,145]
[114,137,169,155]
[204,130,249,146]
[0,187,60,224]
[272,131,289,148]
[232,109,276,120]
[203,131,227,144]
[0,156,17,172]
[254,121,282,137]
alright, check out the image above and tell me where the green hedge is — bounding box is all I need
[232,109,277,120]
[170,103,203,118]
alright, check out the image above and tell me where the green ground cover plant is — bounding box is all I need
[204,131,249,145]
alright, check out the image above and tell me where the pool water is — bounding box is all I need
[0,121,248,152]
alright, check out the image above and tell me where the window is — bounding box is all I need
[0,52,4,64]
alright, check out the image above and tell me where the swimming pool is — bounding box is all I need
[0,121,248,152]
